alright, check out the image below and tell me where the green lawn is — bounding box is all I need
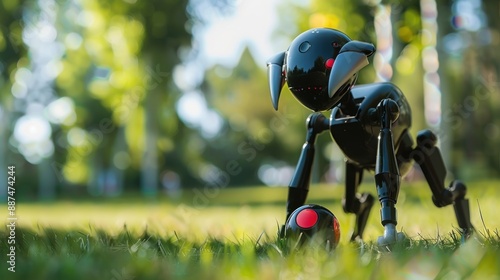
[1,181,500,279]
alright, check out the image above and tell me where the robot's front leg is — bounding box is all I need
[413,130,474,236]
[373,99,405,245]
[280,113,329,236]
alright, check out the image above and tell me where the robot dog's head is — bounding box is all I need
[267,28,375,111]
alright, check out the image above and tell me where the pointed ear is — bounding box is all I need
[266,52,286,111]
[339,41,375,56]
[328,41,376,97]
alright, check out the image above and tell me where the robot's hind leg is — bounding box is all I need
[413,130,474,236]
[342,161,375,242]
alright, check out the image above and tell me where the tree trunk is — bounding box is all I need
[0,110,6,202]
[140,64,160,196]
[109,126,126,196]
[38,157,56,200]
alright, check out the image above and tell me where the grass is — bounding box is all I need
[1,181,500,279]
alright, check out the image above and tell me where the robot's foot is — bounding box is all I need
[348,193,375,242]
[377,223,406,247]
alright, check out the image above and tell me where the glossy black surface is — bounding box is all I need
[339,41,375,55]
[269,28,474,243]
[286,29,351,111]
[329,83,412,171]
[284,204,340,249]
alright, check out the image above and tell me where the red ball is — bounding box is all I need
[284,204,341,250]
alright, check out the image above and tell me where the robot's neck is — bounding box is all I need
[338,91,358,116]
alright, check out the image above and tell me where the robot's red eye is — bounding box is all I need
[325,58,335,69]
[296,209,318,229]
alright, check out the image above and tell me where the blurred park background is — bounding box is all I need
[1,0,500,202]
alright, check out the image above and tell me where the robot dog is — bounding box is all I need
[266,28,473,246]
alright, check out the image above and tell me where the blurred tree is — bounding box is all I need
[1,0,239,198]
[0,1,27,89]
[0,1,28,200]
[437,0,500,179]
[478,0,500,178]
[53,0,203,195]
[54,0,242,195]
[1,0,67,199]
